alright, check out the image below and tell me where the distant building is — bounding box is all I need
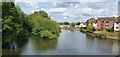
[59,25,70,27]
[79,23,86,28]
[75,25,79,28]
[96,17,115,31]
[114,17,120,32]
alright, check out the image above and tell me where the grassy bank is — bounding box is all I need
[80,28,120,40]
[95,31,119,37]
[62,27,79,31]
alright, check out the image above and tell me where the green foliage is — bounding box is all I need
[58,22,64,25]
[2,2,31,48]
[71,22,76,28]
[87,24,93,31]
[107,27,114,32]
[29,11,60,39]
[76,22,81,25]
[58,22,69,25]
[40,30,53,38]
[64,22,69,25]
[80,27,85,30]
[34,11,48,18]
[2,2,60,48]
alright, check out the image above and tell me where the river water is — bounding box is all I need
[2,30,120,55]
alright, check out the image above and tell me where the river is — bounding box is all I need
[2,30,120,55]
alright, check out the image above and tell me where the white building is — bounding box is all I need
[59,25,70,27]
[75,25,79,28]
[79,23,86,28]
[114,20,120,32]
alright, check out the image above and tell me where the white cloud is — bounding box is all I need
[74,5,78,8]
[41,8,45,11]
[49,7,67,12]
[15,0,119,2]
[15,1,118,22]
[32,5,39,8]
[63,17,67,19]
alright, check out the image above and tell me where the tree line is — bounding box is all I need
[58,22,81,25]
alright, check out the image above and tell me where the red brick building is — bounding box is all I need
[86,18,95,27]
[96,17,115,31]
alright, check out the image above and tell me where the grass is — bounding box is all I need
[95,31,119,37]
[82,29,89,31]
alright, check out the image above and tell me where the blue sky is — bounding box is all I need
[15,0,119,23]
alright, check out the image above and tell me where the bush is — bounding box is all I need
[49,35,57,39]
[80,27,85,30]
[40,30,53,38]
[87,24,93,31]
[107,28,114,32]
[71,22,76,28]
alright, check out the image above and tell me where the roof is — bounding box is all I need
[90,20,97,23]
[114,16,120,23]
[86,18,95,23]
[114,20,120,23]
[97,17,115,21]
[81,23,86,25]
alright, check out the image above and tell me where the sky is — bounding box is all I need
[14,0,120,23]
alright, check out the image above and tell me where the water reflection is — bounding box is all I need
[112,40,119,55]
[21,36,57,55]
[2,30,120,55]
[2,36,29,55]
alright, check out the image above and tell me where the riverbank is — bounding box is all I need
[80,29,120,40]
[61,27,79,31]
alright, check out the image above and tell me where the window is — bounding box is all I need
[111,23,112,25]
[117,22,118,24]
[101,26,104,29]
[111,26,113,28]
[106,21,109,23]
[106,23,108,25]
[101,23,104,26]
[101,21,104,23]
[116,27,118,29]
[106,27,108,29]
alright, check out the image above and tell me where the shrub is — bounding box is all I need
[40,30,53,38]
[87,24,93,31]
[107,27,114,32]
[49,35,57,39]
[71,22,76,28]
[80,27,84,30]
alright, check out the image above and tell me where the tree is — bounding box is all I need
[2,2,31,48]
[34,11,48,18]
[58,22,64,25]
[71,22,76,28]
[29,11,61,38]
[87,24,93,31]
[64,22,69,25]
[76,22,81,25]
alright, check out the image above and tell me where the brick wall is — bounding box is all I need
[96,19,114,31]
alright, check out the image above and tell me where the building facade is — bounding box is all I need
[114,17,120,32]
[96,17,115,31]
[79,23,86,28]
